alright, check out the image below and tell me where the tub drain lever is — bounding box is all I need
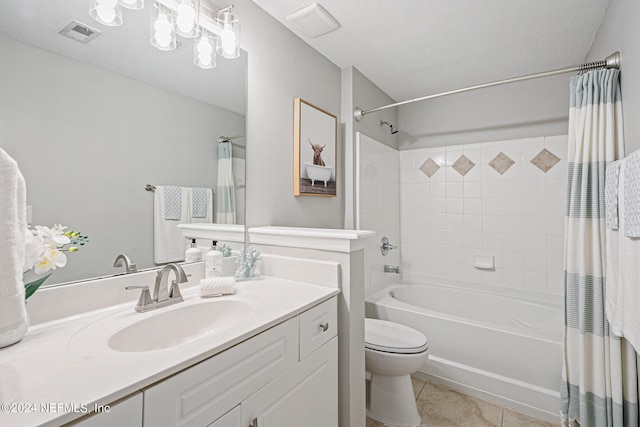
[380,236,397,256]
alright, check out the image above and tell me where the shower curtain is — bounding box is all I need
[215,141,236,224]
[561,69,639,426]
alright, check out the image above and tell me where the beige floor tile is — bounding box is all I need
[412,377,426,399]
[416,383,503,427]
[366,416,388,427]
[501,409,558,427]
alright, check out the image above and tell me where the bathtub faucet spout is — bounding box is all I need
[384,265,401,274]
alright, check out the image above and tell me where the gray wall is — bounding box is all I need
[342,66,398,228]
[0,35,244,284]
[586,0,640,153]
[236,0,343,229]
[397,74,570,149]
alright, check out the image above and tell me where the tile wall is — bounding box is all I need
[399,135,567,295]
[357,133,401,288]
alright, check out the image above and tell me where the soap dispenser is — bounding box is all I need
[205,240,223,278]
[185,239,202,263]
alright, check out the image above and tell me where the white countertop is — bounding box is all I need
[0,278,339,426]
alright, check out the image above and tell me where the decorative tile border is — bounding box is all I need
[452,155,475,176]
[489,152,515,175]
[531,148,560,173]
[420,158,440,177]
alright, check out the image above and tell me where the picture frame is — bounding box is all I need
[293,98,338,197]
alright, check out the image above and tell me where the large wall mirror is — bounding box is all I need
[0,1,247,286]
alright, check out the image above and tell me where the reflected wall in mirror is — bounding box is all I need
[0,1,247,286]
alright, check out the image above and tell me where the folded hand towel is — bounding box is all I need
[199,277,235,297]
[0,148,29,347]
[605,160,621,229]
[188,187,213,223]
[154,186,189,264]
[163,186,183,220]
[191,187,210,218]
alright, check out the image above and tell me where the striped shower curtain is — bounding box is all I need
[561,69,639,426]
[215,141,236,224]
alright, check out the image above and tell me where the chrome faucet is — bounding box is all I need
[126,263,188,313]
[380,237,398,256]
[113,254,137,274]
[384,265,401,274]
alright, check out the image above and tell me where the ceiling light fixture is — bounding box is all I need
[88,0,241,70]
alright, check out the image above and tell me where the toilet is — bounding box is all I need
[365,318,429,427]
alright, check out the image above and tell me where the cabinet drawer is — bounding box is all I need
[299,297,337,359]
[143,317,298,427]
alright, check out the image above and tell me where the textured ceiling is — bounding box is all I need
[0,0,246,114]
[252,0,611,103]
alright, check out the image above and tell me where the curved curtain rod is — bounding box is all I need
[353,51,621,121]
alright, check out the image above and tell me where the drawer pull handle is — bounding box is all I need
[250,417,258,427]
[319,322,329,332]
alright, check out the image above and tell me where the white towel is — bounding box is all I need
[0,148,29,347]
[605,160,621,229]
[606,161,640,352]
[623,150,640,237]
[187,187,213,224]
[606,163,624,336]
[154,186,189,264]
[199,277,235,297]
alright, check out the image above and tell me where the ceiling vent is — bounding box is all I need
[59,21,101,44]
[286,3,339,38]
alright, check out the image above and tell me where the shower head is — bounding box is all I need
[380,120,398,135]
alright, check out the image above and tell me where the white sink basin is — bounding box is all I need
[107,300,254,352]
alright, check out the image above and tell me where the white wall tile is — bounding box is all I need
[503,269,525,287]
[463,215,482,232]
[364,135,567,298]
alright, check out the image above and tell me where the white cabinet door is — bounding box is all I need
[143,318,298,427]
[241,337,338,427]
[67,392,143,427]
[207,406,240,427]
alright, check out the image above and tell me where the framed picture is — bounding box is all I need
[293,98,337,197]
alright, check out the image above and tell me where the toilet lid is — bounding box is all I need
[365,318,428,354]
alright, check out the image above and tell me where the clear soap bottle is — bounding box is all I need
[205,240,223,278]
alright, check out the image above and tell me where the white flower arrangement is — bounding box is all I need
[23,224,88,299]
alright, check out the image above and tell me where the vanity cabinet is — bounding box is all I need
[67,392,143,426]
[143,296,337,427]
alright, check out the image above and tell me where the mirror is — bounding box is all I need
[0,0,246,286]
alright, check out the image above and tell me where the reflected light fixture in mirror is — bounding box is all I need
[175,0,199,38]
[217,6,240,59]
[150,2,177,50]
[195,29,216,69]
[89,0,123,26]
[120,0,145,10]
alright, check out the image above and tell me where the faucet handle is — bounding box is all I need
[126,286,153,312]
[168,280,184,301]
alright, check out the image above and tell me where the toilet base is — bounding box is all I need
[367,373,420,427]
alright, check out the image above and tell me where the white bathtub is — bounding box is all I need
[305,161,333,186]
[365,279,563,422]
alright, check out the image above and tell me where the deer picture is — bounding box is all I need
[308,138,326,166]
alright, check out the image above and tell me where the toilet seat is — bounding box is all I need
[365,318,428,354]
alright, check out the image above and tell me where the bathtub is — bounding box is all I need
[305,161,333,186]
[365,279,563,422]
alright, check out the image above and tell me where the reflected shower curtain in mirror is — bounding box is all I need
[561,69,639,427]
[216,141,236,224]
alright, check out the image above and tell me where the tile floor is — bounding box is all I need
[366,378,558,427]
